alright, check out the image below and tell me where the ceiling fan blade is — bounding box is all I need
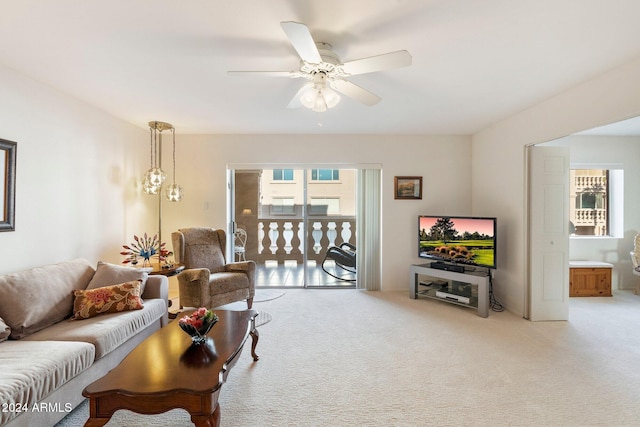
[227,71,296,77]
[280,21,322,64]
[341,50,412,76]
[331,79,381,106]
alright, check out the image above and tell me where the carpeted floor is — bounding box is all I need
[57,289,640,426]
[253,289,286,302]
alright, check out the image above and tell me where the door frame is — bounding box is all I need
[228,164,359,288]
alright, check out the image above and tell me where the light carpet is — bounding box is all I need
[57,289,640,426]
[253,289,286,302]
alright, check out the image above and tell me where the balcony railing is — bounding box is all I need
[574,175,606,191]
[253,216,356,264]
[573,208,606,226]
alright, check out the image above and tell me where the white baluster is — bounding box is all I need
[283,222,293,254]
[258,221,264,255]
[312,222,322,254]
[327,221,337,247]
[268,222,278,254]
[341,221,352,244]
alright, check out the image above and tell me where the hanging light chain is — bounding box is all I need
[172,128,177,182]
[149,127,154,169]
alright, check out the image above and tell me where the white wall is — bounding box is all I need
[472,56,640,315]
[0,64,153,274]
[162,134,472,290]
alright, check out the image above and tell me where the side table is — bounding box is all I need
[148,263,185,277]
[148,263,184,310]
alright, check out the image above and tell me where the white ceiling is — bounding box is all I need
[2,0,640,135]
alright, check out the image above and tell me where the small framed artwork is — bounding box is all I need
[394,176,422,200]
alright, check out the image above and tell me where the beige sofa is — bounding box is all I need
[0,259,168,427]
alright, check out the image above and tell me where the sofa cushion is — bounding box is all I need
[71,280,144,320]
[23,299,166,359]
[0,340,94,426]
[0,259,95,339]
[0,317,10,342]
[86,261,150,293]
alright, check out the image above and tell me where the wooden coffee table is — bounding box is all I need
[82,309,259,427]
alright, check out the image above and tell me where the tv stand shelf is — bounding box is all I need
[410,263,490,317]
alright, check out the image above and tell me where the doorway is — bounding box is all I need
[232,167,357,288]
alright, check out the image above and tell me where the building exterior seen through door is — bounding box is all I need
[233,168,356,287]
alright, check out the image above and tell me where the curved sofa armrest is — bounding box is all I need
[141,275,169,326]
[141,275,169,303]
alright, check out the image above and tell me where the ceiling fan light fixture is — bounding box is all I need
[322,86,340,108]
[312,91,328,113]
[300,83,317,108]
[300,73,340,112]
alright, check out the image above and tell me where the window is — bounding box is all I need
[311,169,339,181]
[570,168,622,237]
[576,191,605,210]
[273,169,294,181]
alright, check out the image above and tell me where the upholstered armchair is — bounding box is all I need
[172,227,255,309]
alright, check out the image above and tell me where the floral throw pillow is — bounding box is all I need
[71,280,144,320]
[0,316,10,342]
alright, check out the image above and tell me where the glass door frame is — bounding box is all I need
[228,164,357,288]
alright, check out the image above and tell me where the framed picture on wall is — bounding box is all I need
[394,176,422,200]
[0,138,16,232]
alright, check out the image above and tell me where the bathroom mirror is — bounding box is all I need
[0,138,16,232]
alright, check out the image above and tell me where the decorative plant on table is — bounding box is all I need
[178,307,219,345]
[120,233,166,267]
[159,247,174,267]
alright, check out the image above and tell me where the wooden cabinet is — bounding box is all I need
[569,261,612,297]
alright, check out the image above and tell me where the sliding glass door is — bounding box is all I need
[231,167,357,288]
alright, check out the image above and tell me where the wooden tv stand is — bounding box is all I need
[410,263,490,317]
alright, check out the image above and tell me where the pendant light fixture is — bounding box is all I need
[143,121,168,194]
[142,121,182,202]
[165,127,183,202]
[140,121,183,262]
[142,126,158,195]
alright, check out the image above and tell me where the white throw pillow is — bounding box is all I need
[86,261,150,294]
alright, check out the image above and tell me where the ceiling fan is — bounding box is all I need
[228,21,412,112]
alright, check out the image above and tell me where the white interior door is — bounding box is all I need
[527,145,570,321]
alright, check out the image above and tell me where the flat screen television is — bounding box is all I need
[418,215,497,269]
